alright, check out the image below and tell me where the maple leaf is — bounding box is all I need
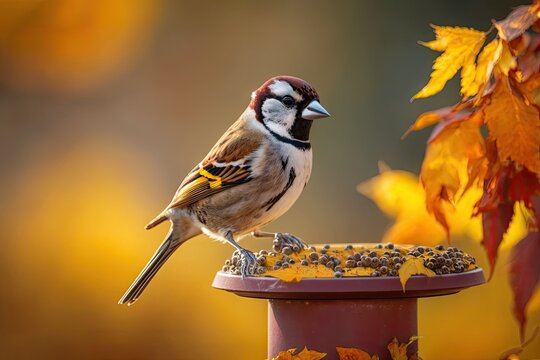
[271,347,327,360]
[473,39,502,98]
[265,263,335,282]
[402,106,470,139]
[481,202,515,279]
[336,347,379,360]
[494,4,540,42]
[498,40,519,76]
[420,113,487,232]
[475,164,540,279]
[509,198,540,342]
[398,258,435,291]
[520,72,540,105]
[387,337,420,360]
[485,77,540,176]
[413,26,486,99]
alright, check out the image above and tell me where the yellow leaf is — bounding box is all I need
[265,263,335,282]
[271,347,326,360]
[387,337,420,360]
[485,78,540,176]
[413,26,486,99]
[343,267,373,277]
[359,169,528,248]
[471,39,501,98]
[358,169,426,219]
[398,258,435,291]
[497,40,517,76]
[336,347,376,360]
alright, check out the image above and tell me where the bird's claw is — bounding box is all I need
[239,249,257,277]
[274,233,308,253]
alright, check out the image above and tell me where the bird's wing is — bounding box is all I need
[165,119,264,210]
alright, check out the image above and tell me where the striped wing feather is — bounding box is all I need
[165,119,263,210]
[166,164,251,210]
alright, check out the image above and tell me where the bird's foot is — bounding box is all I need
[273,233,308,254]
[236,248,257,278]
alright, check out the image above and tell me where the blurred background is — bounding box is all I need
[0,0,538,359]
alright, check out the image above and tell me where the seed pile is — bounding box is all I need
[221,242,477,279]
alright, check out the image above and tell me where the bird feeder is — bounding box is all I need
[213,266,484,359]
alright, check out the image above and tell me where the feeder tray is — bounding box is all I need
[213,249,484,360]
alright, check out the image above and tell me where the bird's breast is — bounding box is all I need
[252,145,312,228]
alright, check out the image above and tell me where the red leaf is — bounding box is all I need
[482,201,515,280]
[508,167,540,206]
[509,197,540,342]
[476,166,515,279]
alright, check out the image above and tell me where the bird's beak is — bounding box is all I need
[301,100,330,120]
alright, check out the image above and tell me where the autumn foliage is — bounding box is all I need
[398,2,540,341]
[271,337,419,360]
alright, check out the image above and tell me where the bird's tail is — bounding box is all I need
[118,228,183,306]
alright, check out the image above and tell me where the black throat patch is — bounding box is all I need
[289,117,313,141]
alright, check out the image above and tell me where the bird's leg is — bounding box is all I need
[225,231,257,277]
[252,230,308,253]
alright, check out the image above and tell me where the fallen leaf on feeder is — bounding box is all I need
[265,264,335,282]
[398,258,435,291]
[336,347,379,360]
[222,243,478,283]
[271,347,327,360]
[387,336,420,360]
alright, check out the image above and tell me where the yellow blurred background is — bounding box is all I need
[0,0,538,359]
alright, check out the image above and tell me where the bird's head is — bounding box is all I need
[249,76,330,142]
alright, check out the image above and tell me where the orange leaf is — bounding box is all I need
[494,4,540,42]
[402,106,469,139]
[516,35,540,82]
[272,347,327,360]
[387,337,420,360]
[485,78,540,176]
[336,347,378,360]
[398,258,435,291]
[421,113,487,232]
[519,72,540,105]
[413,26,486,99]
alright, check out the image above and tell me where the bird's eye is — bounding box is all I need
[281,96,295,107]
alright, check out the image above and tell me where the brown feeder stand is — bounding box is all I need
[213,267,484,360]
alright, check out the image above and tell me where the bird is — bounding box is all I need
[118,76,330,305]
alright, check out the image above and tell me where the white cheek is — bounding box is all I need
[261,99,287,123]
[261,99,297,138]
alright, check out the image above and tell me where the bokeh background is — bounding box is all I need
[1,0,538,359]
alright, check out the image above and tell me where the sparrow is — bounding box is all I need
[118,76,330,305]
